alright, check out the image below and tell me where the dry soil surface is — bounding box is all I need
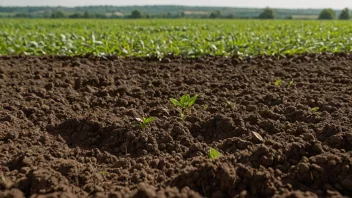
[0,54,351,198]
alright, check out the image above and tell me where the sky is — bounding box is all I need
[0,0,351,9]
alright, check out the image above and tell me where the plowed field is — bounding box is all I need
[0,54,351,198]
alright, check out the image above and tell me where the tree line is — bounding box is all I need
[244,7,350,20]
[318,8,350,19]
[127,8,351,19]
[3,7,351,20]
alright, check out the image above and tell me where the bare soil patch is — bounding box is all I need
[0,54,351,198]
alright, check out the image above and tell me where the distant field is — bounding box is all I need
[0,19,352,57]
[0,12,15,16]
[291,15,318,20]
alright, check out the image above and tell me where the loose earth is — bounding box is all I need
[0,54,351,198]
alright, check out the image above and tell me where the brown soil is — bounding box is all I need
[0,53,352,198]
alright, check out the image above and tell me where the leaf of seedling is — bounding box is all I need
[311,107,319,112]
[144,117,155,123]
[135,117,154,129]
[170,98,182,107]
[1,174,5,183]
[203,105,208,110]
[274,79,282,86]
[188,95,198,107]
[226,101,236,109]
[180,95,189,108]
[289,80,294,86]
[100,171,109,176]
[209,147,222,159]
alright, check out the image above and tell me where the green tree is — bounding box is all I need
[69,13,82,18]
[43,11,51,18]
[210,10,221,18]
[181,12,185,18]
[83,11,90,18]
[339,8,350,20]
[51,11,65,18]
[319,8,335,19]
[258,7,275,19]
[130,10,142,18]
[95,13,107,18]
[14,13,31,18]
[226,14,234,19]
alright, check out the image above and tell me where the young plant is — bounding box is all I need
[311,107,319,112]
[203,105,209,110]
[310,107,320,115]
[274,79,282,86]
[100,171,109,176]
[289,80,294,86]
[226,101,236,109]
[170,94,198,120]
[135,117,155,129]
[1,174,5,183]
[209,147,222,159]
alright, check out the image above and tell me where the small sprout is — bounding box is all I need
[100,171,109,176]
[209,147,222,159]
[170,94,198,109]
[289,80,294,86]
[311,107,319,112]
[170,94,198,120]
[226,101,236,109]
[310,107,321,115]
[135,117,154,129]
[251,131,264,143]
[274,79,282,86]
[1,174,5,183]
[203,105,208,110]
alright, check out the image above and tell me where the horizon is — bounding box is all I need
[0,4,348,10]
[0,0,351,9]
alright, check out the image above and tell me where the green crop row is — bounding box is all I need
[1,19,352,57]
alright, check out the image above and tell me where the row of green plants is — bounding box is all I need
[1,19,352,57]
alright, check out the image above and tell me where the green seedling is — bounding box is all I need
[135,117,155,129]
[311,107,321,114]
[170,94,198,120]
[209,147,222,159]
[310,107,321,115]
[203,105,208,110]
[1,174,5,183]
[274,79,282,86]
[100,171,109,176]
[289,80,294,86]
[170,94,198,109]
[226,101,236,109]
[311,107,319,112]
